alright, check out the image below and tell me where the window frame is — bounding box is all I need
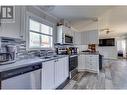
[26,12,54,50]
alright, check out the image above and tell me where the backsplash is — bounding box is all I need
[0,37,27,60]
[74,45,88,52]
[0,37,56,60]
[0,37,26,53]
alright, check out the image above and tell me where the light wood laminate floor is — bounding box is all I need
[64,59,127,89]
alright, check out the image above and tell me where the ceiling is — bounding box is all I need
[38,6,127,38]
[39,6,113,21]
[38,6,114,33]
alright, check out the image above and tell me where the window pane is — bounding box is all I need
[29,32,40,48]
[29,19,40,32]
[41,35,52,48]
[41,24,53,35]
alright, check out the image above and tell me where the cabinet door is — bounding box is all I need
[63,26,71,35]
[84,55,90,69]
[81,32,88,45]
[80,31,99,45]
[57,26,63,44]
[54,57,69,88]
[54,59,63,88]
[88,31,99,44]
[91,55,99,72]
[78,55,85,70]
[74,32,81,45]
[86,55,99,73]
[42,60,55,89]
[63,57,69,80]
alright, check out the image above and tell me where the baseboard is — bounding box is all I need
[56,77,70,89]
[78,69,98,74]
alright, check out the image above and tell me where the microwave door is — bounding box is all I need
[65,35,73,44]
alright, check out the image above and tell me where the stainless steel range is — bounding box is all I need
[69,55,78,79]
[55,46,78,79]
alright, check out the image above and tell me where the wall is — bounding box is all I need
[98,46,117,59]
[97,38,118,59]
[0,6,59,50]
[0,6,22,39]
[98,7,127,38]
[24,6,59,50]
[75,45,88,52]
[72,7,127,38]
[73,7,127,59]
[25,6,59,43]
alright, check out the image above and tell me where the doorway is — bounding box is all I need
[117,39,126,58]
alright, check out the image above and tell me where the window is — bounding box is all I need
[29,18,53,49]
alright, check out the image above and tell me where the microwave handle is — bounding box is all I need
[62,33,65,44]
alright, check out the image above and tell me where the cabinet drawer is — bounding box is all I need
[89,55,99,58]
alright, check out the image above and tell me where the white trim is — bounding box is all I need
[33,6,59,21]
[26,11,55,27]
[25,11,55,51]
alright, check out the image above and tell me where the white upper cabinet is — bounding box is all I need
[88,31,99,44]
[57,25,71,35]
[42,60,55,89]
[81,32,88,45]
[57,26,64,44]
[74,31,81,45]
[57,25,74,44]
[80,31,99,45]
[54,56,69,88]
[57,25,98,45]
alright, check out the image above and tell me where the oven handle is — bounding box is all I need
[69,55,78,58]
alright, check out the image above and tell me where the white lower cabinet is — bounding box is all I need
[42,56,69,89]
[54,59,63,88]
[42,60,55,89]
[78,55,85,70]
[63,57,69,80]
[54,57,69,88]
[78,54,99,74]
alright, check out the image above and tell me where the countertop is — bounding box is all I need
[0,55,68,72]
[79,51,100,55]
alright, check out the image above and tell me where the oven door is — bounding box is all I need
[69,55,78,71]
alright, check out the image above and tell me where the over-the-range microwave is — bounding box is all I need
[64,34,73,44]
[57,31,73,44]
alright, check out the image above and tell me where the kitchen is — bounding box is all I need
[0,6,127,90]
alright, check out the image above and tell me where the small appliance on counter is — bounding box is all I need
[67,47,78,55]
[88,44,96,52]
[0,45,17,65]
[56,47,78,55]
[55,47,67,55]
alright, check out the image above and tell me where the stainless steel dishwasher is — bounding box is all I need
[0,62,42,89]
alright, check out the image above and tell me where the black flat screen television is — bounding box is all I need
[99,38,115,46]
